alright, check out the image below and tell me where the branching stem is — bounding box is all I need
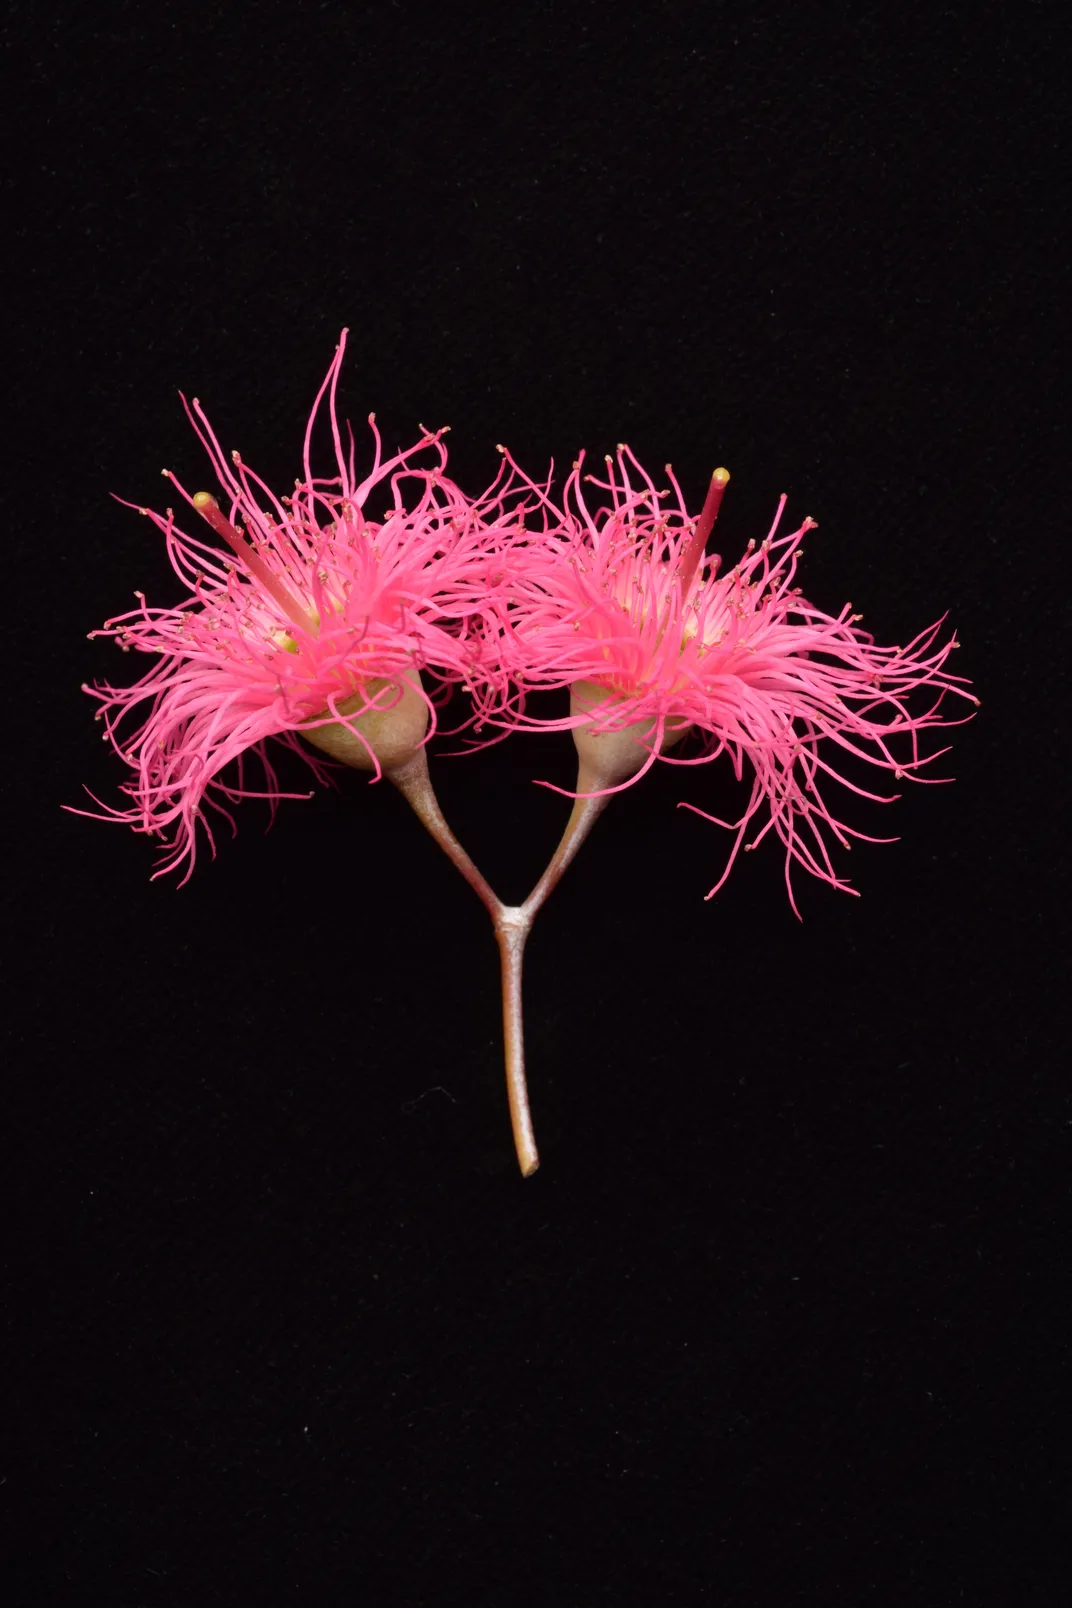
[388,750,613,1178]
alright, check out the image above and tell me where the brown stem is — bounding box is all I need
[386,746,501,918]
[481,765,614,1177]
[387,746,614,1180]
[494,910,540,1177]
[389,747,539,1176]
[520,778,610,923]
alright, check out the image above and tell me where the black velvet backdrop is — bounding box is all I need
[8,2,1066,1601]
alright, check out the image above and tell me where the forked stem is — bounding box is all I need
[389,747,541,1174]
[490,775,614,1176]
[388,748,614,1178]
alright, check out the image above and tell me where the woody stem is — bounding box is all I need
[486,772,614,1177]
[386,747,500,919]
[388,749,614,1180]
[520,784,611,925]
[388,747,540,1176]
[493,911,540,1177]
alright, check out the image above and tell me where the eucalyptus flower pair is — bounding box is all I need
[75,334,975,1174]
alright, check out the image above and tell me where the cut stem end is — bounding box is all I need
[495,911,540,1177]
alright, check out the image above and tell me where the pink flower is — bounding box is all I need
[74,333,524,881]
[487,445,977,914]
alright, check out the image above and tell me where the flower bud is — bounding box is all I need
[303,675,429,772]
[570,679,689,790]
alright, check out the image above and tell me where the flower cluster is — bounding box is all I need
[486,446,977,913]
[77,339,975,909]
[75,338,978,1173]
[77,334,532,880]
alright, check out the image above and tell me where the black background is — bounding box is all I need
[7,1,1066,1601]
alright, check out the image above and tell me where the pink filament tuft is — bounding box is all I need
[75,335,541,880]
[479,445,977,911]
